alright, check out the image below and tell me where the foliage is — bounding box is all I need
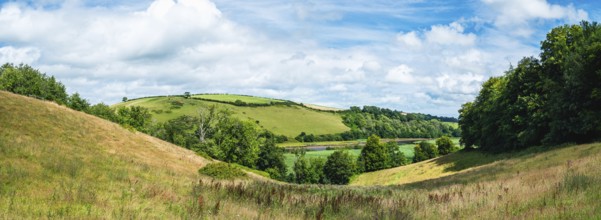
[67,92,90,112]
[385,141,409,167]
[198,163,247,180]
[257,139,287,180]
[436,136,457,155]
[459,21,601,152]
[336,106,460,141]
[357,135,388,172]
[0,63,68,105]
[323,150,356,184]
[292,152,328,184]
[357,135,409,173]
[117,106,152,132]
[211,117,261,167]
[87,103,120,122]
[413,141,438,163]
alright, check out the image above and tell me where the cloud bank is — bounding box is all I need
[0,0,591,116]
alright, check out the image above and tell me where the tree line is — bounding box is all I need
[291,135,457,184]
[295,106,460,142]
[459,21,601,152]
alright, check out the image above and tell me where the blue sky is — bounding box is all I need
[0,0,598,116]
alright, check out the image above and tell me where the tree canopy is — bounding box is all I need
[459,21,601,152]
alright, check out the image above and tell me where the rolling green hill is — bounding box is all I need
[2,90,600,219]
[113,95,349,137]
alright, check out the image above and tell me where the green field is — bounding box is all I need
[193,94,285,104]
[278,140,364,148]
[114,96,350,137]
[283,144,415,173]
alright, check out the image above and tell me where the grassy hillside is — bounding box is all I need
[0,91,265,219]
[351,142,601,186]
[114,96,349,137]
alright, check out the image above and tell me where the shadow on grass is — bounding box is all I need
[397,143,586,190]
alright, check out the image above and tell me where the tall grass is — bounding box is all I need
[2,91,601,219]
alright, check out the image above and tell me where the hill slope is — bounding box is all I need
[114,95,349,137]
[0,91,269,219]
[352,142,601,186]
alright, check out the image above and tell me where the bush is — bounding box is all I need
[413,141,438,163]
[324,150,356,184]
[198,163,247,180]
[436,136,457,155]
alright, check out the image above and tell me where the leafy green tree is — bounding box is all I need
[384,141,407,167]
[212,117,261,167]
[257,139,287,180]
[122,97,128,102]
[295,132,306,142]
[0,63,68,104]
[87,103,119,122]
[293,153,312,184]
[67,92,90,112]
[184,92,191,99]
[309,158,327,184]
[413,141,438,162]
[436,136,457,155]
[162,115,200,148]
[323,150,355,185]
[358,135,388,172]
[117,106,152,132]
[413,145,426,163]
[458,21,601,152]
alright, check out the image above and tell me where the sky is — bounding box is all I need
[0,0,597,117]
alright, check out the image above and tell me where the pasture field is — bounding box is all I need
[193,94,285,104]
[278,140,363,148]
[114,96,349,137]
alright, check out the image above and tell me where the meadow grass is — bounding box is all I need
[0,91,265,219]
[192,141,601,219]
[192,94,285,104]
[3,91,600,219]
[114,96,349,137]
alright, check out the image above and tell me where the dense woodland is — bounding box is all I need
[459,21,601,152]
[295,106,460,142]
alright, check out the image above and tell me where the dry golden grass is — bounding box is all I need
[0,91,269,219]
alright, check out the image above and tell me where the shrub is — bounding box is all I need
[436,136,457,155]
[324,150,356,184]
[198,163,247,180]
